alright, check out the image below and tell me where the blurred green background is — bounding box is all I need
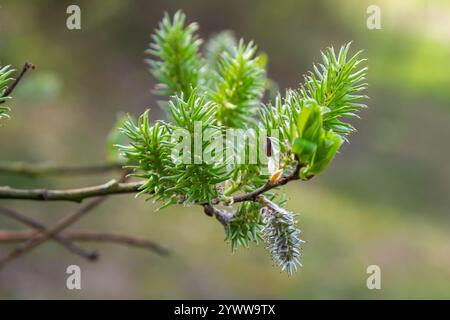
[1,0,449,299]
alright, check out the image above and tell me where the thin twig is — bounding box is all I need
[232,163,302,203]
[0,230,169,256]
[203,204,234,228]
[0,63,35,103]
[0,162,124,177]
[202,163,303,223]
[0,206,98,261]
[0,197,107,269]
[0,180,142,202]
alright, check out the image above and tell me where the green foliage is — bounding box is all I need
[119,92,229,206]
[146,11,203,98]
[146,12,267,129]
[260,90,301,157]
[210,40,266,128]
[299,43,368,135]
[204,31,237,74]
[292,101,323,163]
[262,43,367,179]
[303,130,342,178]
[118,111,178,207]
[0,65,14,120]
[165,92,229,204]
[120,11,367,274]
[226,201,264,252]
[291,100,343,179]
[168,91,217,129]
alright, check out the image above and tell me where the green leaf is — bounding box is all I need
[291,101,323,163]
[300,130,343,179]
[292,137,317,162]
[296,100,322,142]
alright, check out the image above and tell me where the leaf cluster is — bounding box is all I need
[147,11,267,129]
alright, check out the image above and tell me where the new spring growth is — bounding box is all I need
[116,11,368,274]
[292,101,343,180]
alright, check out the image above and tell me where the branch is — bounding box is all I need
[0,180,143,202]
[0,161,303,267]
[0,164,302,206]
[0,196,109,269]
[203,204,234,228]
[202,163,303,225]
[0,230,170,256]
[0,161,124,177]
[0,62,35,103]
[0,206,98,261]
[232,163,302,203]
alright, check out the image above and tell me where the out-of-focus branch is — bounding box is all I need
[0,162,124,177]
[0,230,170,256]
[0,206,98,261]
[0,196,108,269]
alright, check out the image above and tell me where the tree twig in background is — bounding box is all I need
[0,206,98,261]
[0,196,108,269]
[0,230,169,256]
[0,161,124,177]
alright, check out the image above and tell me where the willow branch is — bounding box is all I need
[0,164,301,206]
[203,163,303,224]
[0,206,98,261]
[0,230,169,256]
[0,162,124,177]
[0,62,35,103]
[231,163,302,203]
[0,180,143,202]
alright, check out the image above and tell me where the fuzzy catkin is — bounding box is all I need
[260,204,304,275]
